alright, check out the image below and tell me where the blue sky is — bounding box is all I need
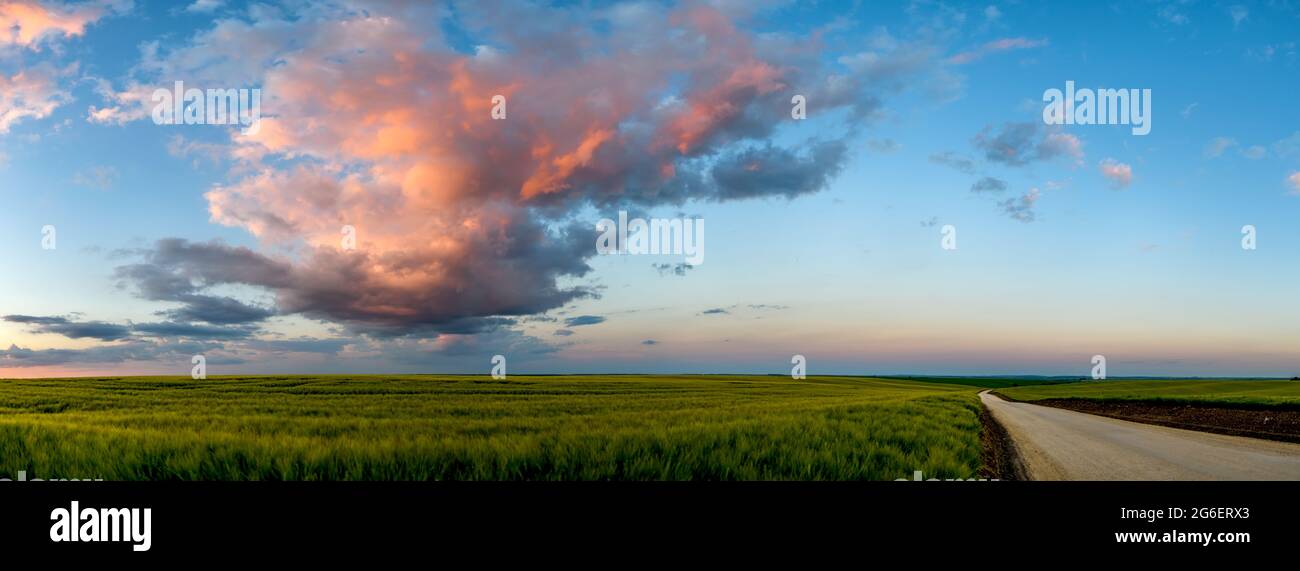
[1,0,1299,378]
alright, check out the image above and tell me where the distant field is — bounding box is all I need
[882,376,1082,389]
[998,380,1300,409]
[0,375,987,481]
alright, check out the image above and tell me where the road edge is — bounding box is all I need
[979,391,1028,480]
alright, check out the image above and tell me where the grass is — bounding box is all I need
[0,375,993,481]
[997,380,1300,409]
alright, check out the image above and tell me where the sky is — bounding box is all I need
[1,0,1299,378]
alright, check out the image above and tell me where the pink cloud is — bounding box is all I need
[1287,172,1300,195]
[1099,158,1133,189]
[947,37,1048,65]
[106,2,876,335]
[0,63,74,133]
[0,0,109,48]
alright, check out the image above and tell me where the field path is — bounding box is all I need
[981,391,1300,480]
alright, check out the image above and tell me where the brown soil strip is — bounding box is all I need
[979,404,1025,480]
[1025,399,1300,444]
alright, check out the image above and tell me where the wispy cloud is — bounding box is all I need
[946,37,1047,65]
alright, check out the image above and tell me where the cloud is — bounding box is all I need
[701,308,729,315]
[1098,158,1133,189]
[563,315,606,327]
[1240,145,1267,160]
[1274,132,1300,159]
[710,140,849,200]
[552,329,574,336]
[113,241,283,325]
[0,0,119,49]
[3,314,132,341]
[946,37,1048,65]
[4,312,259,342]
[0,63,74,133]
[1180,103,1198,118]
[1157,4,1189,26]
[867,138,900,153]
[1204,137,1238,158]
[130,321,254,339]
[652,262,695,277]
[185,0,223,13]
[71,165,118,190]
[243,337,349,354]
[1288,172,1300,195]
[973,122,1082,166]
[1204,137,1268,160]
[1228,5,1249,28]
[997,188,1040,222]
[80,2,914,342]
[970,176,1007,193]
[0,340,211,368]
[929,151,976,174]
[641,339,658,345]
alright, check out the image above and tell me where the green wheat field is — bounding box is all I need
[7,375,1295,481]
[0,375,992,481]
[998,380,1300,409]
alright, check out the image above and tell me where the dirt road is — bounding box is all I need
[981,391,1300,480]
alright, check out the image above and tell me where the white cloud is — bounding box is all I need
[1228,5,1248,29]
[1240,145,1267,160]
[186,0,224,13]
